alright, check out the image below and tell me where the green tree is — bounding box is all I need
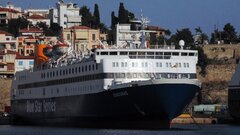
[174,28,194,48]
[194,26,209,45]
[8,17,30,37]
[80,6,94,27]
[223,23,238,44]
[165,29,171,36]
[191,45,208,76]
[118,3,128,24]
[49,23,62,36]
[93,4,100,28]
[195,26,202,34]
[111,11,118,30]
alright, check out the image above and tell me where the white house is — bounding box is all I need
[15,54,34,72]
[116,24,141,47]
[49,0,82,28]
[27,14,51,27]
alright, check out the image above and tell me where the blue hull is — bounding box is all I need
[11,83,200,128]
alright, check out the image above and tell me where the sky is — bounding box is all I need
[1,0,240,36]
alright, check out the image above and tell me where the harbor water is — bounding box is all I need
[0,124,240,135]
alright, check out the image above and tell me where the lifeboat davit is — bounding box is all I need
[43,46,53,57]
[53,43,69,55]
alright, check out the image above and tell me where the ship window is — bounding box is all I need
[187,63,189,68]
[181,53,188,56]
[112,62,115,67]
[75,67,77,73]
[72,68,74,73]
[179,63,181,68]
[101,52,108,55]
[53,71,55,77]
[189,53,194,56]
[63,70,65,75]
[43,88,45,96]
[116,62,119,67]
[69,69,71,74]
[156,62,159,67]
[129,52,137,55]
[172,52,179,56]
[85,66,87,71]
[89,65,91,71]
[184,63,186,68]
[120,52,128,55]
[147,52,154,55]
[160,63,162,67]
[145,62,148,67]
[96,64,98,70]
[164,52,171,55]
[79,67,81,72]
[92,65,94,71]
[60,70,62,76]
[110,52,117,55]
[125,62,127,67]
[156,52,163,55]
[50,72,52,77]
[121,62,124,67]
[56,71,58,76]
[47,72,49,78]
[166,63,169,67]
[66,69,68,75]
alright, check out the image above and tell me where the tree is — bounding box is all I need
[93,4,100,28]
[50,23,62,36]
[80,6,94,27]
[173,28,194,48]
[223,23,238,44]
[118,3,128,24]
[165,29,171,36]
[195,26,202,34]
[194,26,208,45]
[111,11,118,30]
[191,45,208,76]
[8,17,30,37]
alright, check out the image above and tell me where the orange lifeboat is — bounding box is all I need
[34,44,49,68]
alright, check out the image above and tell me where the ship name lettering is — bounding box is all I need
[26,100,34,113]
[113,91,128,97]
[34,101,42,113]
[43,100,56,112]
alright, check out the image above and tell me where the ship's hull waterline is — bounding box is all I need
[11,81,200,129]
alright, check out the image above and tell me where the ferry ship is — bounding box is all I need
[228,61,240,122]
[11,17,201,129]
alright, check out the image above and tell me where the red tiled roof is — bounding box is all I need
[68,25,91,30]
[0,7,21,13]
[16,52,34,59]
[0,30,13,36]
[27,14,46,19]
[0,62,7,65]
[146,26,165,31]
[19,27,43,33]
[0,49,16,55]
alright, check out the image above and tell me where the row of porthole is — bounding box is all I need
[41,64,98,79]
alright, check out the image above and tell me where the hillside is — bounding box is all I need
[0,78,12,111]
